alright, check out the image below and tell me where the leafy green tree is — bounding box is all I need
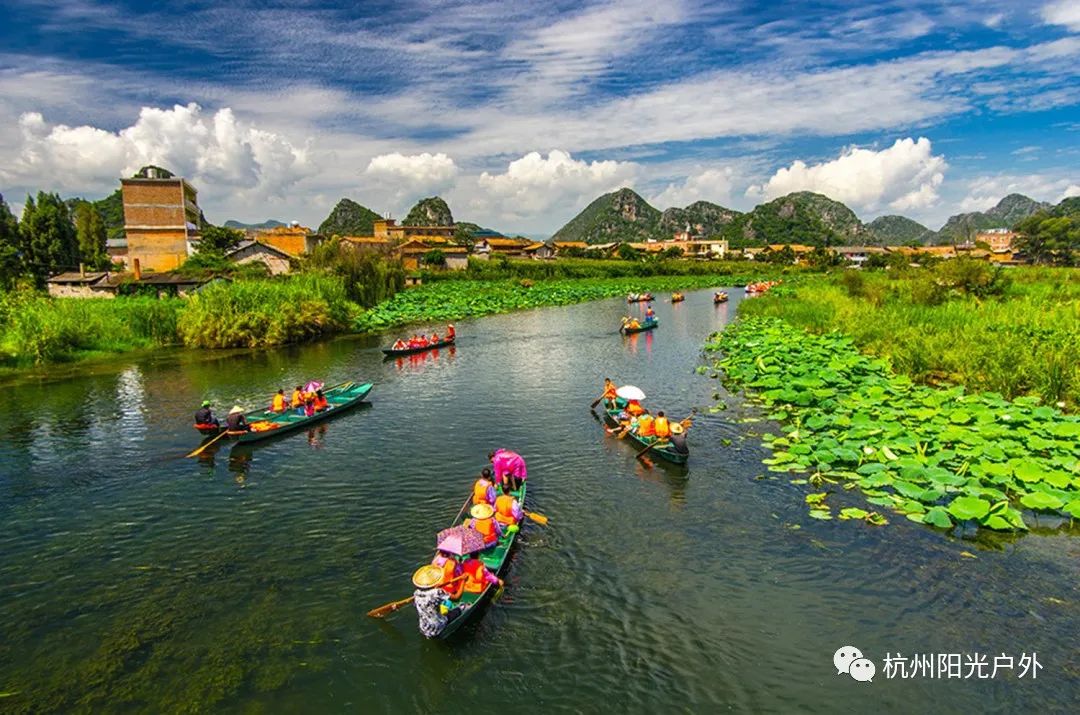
[197,225,244,255]
[616,242,640,260]
[0,193,23,288]
[1014,213,1079,265]
[760,245,796,264]
[423,249,447,267]
[806,246,846,268]
[660,246,684,259]
[452,225,475,250]
[19,191,78,281]
[72,201,109,269]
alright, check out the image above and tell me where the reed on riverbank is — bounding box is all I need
[739,265,1080,408]
[0,289,181,366]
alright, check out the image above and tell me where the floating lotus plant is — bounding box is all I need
[705,317,1080,532]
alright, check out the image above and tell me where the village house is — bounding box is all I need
[46,270,113,298]
[830,246,887,267]
[46,264,212,299]
[250,223,324,258]
[121,168,202,272]
[224,240,294,275]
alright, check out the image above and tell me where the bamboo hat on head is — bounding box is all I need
[229,406,244,415]
[670,422,684,435]
[470,503,495,520]
[412,564,443,589]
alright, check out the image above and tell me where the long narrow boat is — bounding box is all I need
[620,319,658,334]
[195,382,374,444]
[382,338,455,357]
[424,481,527,639]
[626,293,654,303]
[599,407,689,464]
[713,292,729,304]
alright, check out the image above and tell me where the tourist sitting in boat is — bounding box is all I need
[446,324,455,341]
[270,389,288,413]
[431,550,464,600]
[225,406,251,433]
[314,390,329,411]
[490,448,528,491]
[472,468,496,506]
[194,400,219,429]
[622,316,641,330]
[303,395,316,417]
[626,399,645,416]
[654,411,671,439]
[392,339,407,350]
[668,421,689,455]
[431,332,440,344]
[635,412,656,438]
[493,483,523,529]
[467,503,503,546]
[460,550,502,595]
[291,386,305,415]
[602,378,618,409]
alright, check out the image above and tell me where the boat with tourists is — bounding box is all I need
[620,317,658,334]
[382,336,455,357]
[382,324,457,357]
[626,292,654,303]
[599,406,688,464]
[594,383,690,465]
[671,292,685,303]
[713,291,729,304]
[194,382,374,444]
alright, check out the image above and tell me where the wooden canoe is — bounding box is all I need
[423,481,526,639]
[599,407,689,464]
[626,294,654,303]
[671,294,685,303]
[713,293,729,303]
[620,319,658,334]
[382,338,455,356]
[210,382,374,444]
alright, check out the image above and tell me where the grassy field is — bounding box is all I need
[738,264,1080,409]
[421,256,800,282]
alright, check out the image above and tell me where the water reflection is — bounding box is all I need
[392,345,457,372]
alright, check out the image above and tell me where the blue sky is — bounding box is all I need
[0,0,1078,235]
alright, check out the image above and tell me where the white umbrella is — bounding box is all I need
[616,385,645,401]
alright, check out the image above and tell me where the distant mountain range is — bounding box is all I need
[223,219,287,230]
[550,188,1057,246]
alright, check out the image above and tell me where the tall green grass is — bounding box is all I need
[740,266,1080,408]
[0,290,182,366]
[178,274,356,349]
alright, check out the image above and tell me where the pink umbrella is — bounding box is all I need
[304,380,324,393]
[436,525,486,555]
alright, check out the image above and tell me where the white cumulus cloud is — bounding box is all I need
[747,137,947,213]
[3,103,312,201]
[364,152,459,195]
[474,150,638,219]
[1041,0,1080,31]
[650,168,736,209]
[958,173,1078,212]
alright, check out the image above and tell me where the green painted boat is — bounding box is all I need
[620,319,658,334]
[223,382,374,443]
[423,481,526,639]
[600,407,689,464]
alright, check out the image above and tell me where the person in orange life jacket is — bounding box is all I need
[446,324,456,341]
[602,378,618,409]
[635,412,656,438]
[194,400,219,428]
[467,503,503,546]
[270,389,287,413]
[303,395,316,417]
[314,390,329,411]
[392,339,407,350]
[291,386,305,414]
[431,332,440,344]
[460,549,502,595]
[493,483,523,531]
[653,411,671,439]
[626,399,645,416]
[431,550,465,600]
[472,468,496,506]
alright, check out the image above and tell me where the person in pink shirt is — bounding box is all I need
[489,448,527,491]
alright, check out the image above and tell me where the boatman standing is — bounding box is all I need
[489,448,527,492]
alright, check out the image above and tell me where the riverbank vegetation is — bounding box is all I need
[739,263,1080,408]
[355,275,740,331]
[706,317,1080,533]
[420,255,792,282]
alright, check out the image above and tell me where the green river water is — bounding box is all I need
[0,288,1076,713]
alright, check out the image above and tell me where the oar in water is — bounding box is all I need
[186,430,229,458]
[523,509,549,526]
[589,394,606,409]
[366,575,466,619]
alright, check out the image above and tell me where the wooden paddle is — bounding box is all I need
[589,394,606,409]
[186,430,228,458]
[451,493,472,526]
[366,575,467,618]
[635,441,658,461]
